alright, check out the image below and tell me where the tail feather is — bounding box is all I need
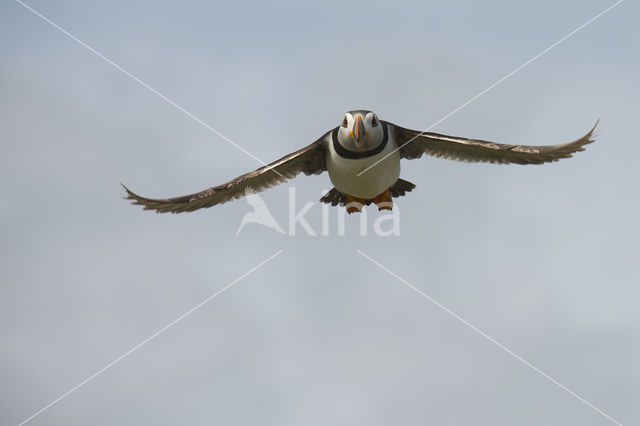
[319,188,346,206]
[389,178,416,197]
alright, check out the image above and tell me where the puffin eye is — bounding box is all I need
[342,116,348,127]
[371,116,378,127]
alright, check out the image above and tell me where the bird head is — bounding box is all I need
[336,110,384,152]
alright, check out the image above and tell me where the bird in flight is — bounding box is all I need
[124,110,597,214]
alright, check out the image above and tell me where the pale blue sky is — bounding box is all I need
[1,0,638,425]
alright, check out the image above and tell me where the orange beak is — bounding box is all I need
[353,114,365,145]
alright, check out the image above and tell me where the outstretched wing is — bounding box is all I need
[387,120,598,165]
[124,133,330,213]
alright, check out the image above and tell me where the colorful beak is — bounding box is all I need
[353,114,365,145]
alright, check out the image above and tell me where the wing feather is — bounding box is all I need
[388,120,598,165]
[124,133,329,213]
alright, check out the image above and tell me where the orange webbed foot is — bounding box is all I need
[372,190,393,211]
[345,194,366,214]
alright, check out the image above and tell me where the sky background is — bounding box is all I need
[1,0,638,425]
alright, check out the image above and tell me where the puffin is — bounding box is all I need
[124,110,597,214]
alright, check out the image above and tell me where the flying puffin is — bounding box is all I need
[124,110,597,214]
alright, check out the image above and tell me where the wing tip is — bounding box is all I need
[120,183,137,201]
[121,183,179,214]
[587,118,600,142]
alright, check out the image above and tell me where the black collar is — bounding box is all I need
[332,123,389,159]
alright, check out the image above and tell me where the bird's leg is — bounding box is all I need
[372,189,393,211]
[345,195,366,214]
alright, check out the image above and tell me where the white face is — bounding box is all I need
[336,111,384,152]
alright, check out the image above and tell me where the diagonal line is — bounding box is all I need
[14,0,283,177]
[357,0,624,176]
[356,250,623,426]
[17,250,283,426]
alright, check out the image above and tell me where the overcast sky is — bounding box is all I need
[1,0,638,425]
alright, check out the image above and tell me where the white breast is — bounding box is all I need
[326,132,401,199]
